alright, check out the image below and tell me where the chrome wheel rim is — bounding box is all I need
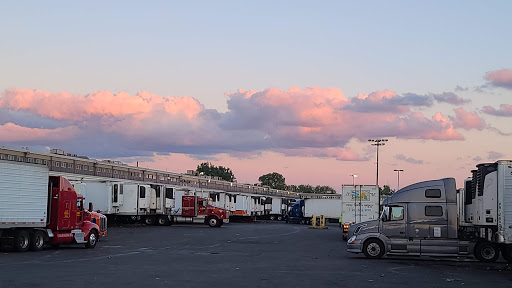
[482,246,496,259]
[35,234,44,248]
[367,243,381,257]
[20,235,29,249]
[89,233,97,246]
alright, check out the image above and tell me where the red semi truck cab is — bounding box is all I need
[47,176,106,248]
[182,195,228,227]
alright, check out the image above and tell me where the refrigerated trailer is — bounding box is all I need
[72,180,175,226]
[340,185,379,240]
[262,197,290,221]
[347,160,512,263]
[0,161,106,252]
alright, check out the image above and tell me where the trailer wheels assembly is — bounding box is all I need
[158,215,171,226]
[474,242,499,262]
[14,230,30,252]
[144,216,156,226]
[363,239,385,259]
[85,231,98,249]
[29,230,45,251]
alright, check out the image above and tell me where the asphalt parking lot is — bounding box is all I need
[1,222,511,288]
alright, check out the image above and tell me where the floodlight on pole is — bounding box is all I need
[394,169,403,190]
[349,174,358,186]
[368,138,388,211]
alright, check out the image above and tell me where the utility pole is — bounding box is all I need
[394,169,403,191]
[368,139,388,211]
[350,174,358,222]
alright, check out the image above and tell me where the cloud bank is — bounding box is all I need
[0,87,486,159]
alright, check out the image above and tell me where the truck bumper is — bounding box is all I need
[347,242,363,253]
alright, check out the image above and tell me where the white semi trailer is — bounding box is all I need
[341,185,380,240]
[72,181,175,225]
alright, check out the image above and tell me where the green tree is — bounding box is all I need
[196,162,235,182]
[313,185,337,194]
[258,172,287,190]
[287,184,298,192]
[380,185,394,196]
[296,184,314,193]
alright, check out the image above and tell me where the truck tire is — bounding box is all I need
[501,245,512,263]
[277,215,283,221]
[157,215,171,226]
[85,230,98,249]
[363,239,385,259]
[217,219,224,227]
[14,230,30,252]
[144,216,156,226]
[269,215,276,221]
[474,242,499,262]
[207,216,219,227]
[29,230,45,251]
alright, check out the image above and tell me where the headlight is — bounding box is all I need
[347,236,357,244]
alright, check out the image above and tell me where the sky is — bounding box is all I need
[1,1,511,191]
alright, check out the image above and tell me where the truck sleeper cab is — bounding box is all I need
[347,173,512,263]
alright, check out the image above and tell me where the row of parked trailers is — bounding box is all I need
[65,174,295,227]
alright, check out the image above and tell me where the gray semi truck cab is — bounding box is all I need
[347,160,512,263]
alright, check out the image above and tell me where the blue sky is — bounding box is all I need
[2,1,510,110]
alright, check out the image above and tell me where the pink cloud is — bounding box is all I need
[450,108,486,130]
[1,87,466,159]
[485,69,512,89]
[482,104,512,117]
[0,122,78,142]
[0,89,204,122]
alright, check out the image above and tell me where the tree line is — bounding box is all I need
[195,162,336,194]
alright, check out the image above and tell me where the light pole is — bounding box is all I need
[394,169,403,191]
[368,139,388,211]
[349,174,358,222]
[349,174,358,186]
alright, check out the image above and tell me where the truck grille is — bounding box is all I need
[100,216,107,232]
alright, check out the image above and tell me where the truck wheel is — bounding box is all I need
[277,215,283,221]
[14,230,30,252]
[85,230,98,249]
[501,245,512,263]
[158,215,170,226]
[207,216,219,227]
[474,242,499,262]
[363,239,385,259]
[269,215,276,221]
[144,216,156,226]
[29,231,45,251]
